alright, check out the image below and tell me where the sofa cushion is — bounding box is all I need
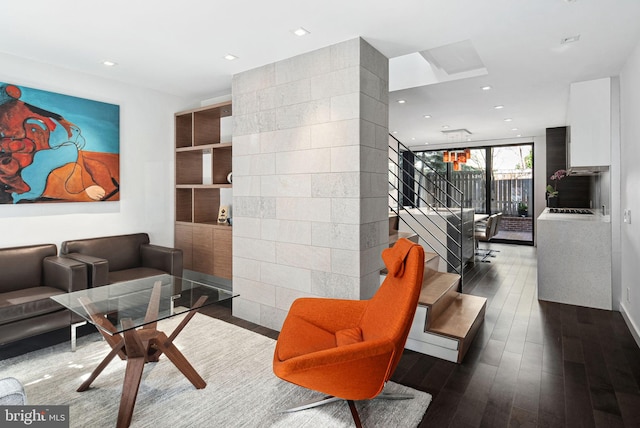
[0,244,57,293]
[108,267,168,284]
[0,287,66,326]
[61,233,150,272]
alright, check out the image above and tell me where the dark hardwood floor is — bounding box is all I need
[2,243,640,427]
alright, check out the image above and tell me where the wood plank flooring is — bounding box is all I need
[2,243,640,427]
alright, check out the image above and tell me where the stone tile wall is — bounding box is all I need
[231,38,389,330]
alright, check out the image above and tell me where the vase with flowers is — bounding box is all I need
[546,169,566,207]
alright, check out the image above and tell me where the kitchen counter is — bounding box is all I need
[537,208,612,309]
[537,209,610,223]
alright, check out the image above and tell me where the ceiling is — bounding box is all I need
[2,0,640,148]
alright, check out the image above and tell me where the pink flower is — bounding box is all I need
[550,169,567,181]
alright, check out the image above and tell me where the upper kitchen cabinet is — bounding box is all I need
[567,77,612,169]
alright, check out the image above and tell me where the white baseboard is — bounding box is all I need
[620,301,640,349]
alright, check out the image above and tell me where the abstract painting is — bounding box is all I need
[0,82,119,204]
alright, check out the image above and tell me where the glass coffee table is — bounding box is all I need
[51,274,236,428]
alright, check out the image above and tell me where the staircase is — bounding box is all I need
[389,229,486,363]
[388,134,487,364]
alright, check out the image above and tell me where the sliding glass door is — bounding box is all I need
[415,143,534,245]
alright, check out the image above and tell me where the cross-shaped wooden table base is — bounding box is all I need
[77,282,208,428]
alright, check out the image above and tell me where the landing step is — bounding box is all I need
[407,293,487,363]
[429,294,486,340]
[418,271,460,307]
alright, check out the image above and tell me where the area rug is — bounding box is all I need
[0,314,431,427]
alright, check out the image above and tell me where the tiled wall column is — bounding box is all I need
[231,38,389,330]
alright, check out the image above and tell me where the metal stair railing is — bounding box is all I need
[389,134,465,286]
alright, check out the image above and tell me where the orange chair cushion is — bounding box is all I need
[335,327,363,346]
[276,314,337,361]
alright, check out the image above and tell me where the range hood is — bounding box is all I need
[567,165,609,175]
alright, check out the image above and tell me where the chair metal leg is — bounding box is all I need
[280,395,341,413]
[281,390,414,427]
[70,321,87,352]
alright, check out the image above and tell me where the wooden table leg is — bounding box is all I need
[77,340,125,392]
[117,319,147,428]
[152,331,206,389]
[75,282,209,428]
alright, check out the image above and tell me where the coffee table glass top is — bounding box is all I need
[51,274,236,335]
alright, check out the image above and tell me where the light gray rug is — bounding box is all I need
[0,314,431,427]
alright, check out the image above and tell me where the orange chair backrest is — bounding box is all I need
[359,238,425,379]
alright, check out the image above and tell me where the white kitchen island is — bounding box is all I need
[537,208,612,310]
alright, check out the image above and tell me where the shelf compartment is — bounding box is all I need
[175,113,193,148]
[193,188,221,224]
[176,151,203,185]
[212,146,232,184]
[176,188,193,222]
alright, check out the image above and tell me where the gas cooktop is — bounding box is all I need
[548,208,594,214]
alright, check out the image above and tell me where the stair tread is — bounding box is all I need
[389,231,418,246]
[424,252,438,263]
[428,294,487,340]
[418,271,460,307]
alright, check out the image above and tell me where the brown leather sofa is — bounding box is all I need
[0,244,87,346]
[60,233,183,287]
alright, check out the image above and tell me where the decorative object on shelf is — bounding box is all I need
[0,82,120,204]
[218,205,229,224]
[227,172,232,184]
[546,169,566,207]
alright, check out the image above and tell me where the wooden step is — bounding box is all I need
[424,251,439,272]
[388,231,418,247]
[418,270,460,329]
[428,293,487,363]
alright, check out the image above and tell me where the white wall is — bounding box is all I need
[619,41,640,342]
[0,53,193,250]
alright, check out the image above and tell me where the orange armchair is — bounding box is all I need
[273,238,425,427]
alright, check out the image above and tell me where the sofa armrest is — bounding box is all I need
[43,256,88,293]
[63,253,109,287]
[140,244,183,277]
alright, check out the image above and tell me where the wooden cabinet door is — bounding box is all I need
[213,228,232,279]
[192,225,214,276]
[175,223,193,270]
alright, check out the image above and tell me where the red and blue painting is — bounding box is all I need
[0,82,119,204]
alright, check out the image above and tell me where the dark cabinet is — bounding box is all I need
[545,127,590,208]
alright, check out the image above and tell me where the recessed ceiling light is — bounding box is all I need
[494,105,504,110]
[397,99,406,104]
[424,142,429,145]
[517,134,522,137]
[102,60,117,67]
[423,115,432,119]
[561,35,581,45]
[466,138,472,142]
[511,128,519,131]
[442,125,449,129]
[224,54,238,61]
[481,86,492,91]
[411,137,416,140]
[292,27,310,37]
[392,131,398,134]
[504,118,513,122]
